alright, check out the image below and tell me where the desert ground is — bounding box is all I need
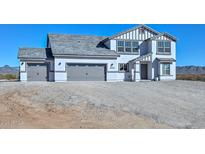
[177,74,205,82]
[0,80,205,128]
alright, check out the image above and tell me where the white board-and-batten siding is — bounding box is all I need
[113,28,155,40]
[155,36,172,41]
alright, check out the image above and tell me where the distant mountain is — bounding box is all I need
[0,65,19,75]
[177,66,205,74]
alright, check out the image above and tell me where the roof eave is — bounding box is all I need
[163,32,177,42]
[156,58,176,62]
[53,54,119,59]
[149,33,177,42]
[18,57,47,60]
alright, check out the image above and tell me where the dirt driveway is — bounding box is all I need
[0,80,204,128]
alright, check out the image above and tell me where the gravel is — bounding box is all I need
[0,80,205,128]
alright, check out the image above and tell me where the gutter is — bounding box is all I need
[53,54,120,59]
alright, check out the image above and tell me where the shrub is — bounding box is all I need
[0,74,18,80]
[176,74,205,82]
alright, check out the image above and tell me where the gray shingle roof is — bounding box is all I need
[48,34,118,57]
[18,48,53,59]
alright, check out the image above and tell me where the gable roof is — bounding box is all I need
[18,48,53,59]
[148,32,177,42]
[48,34,118,57]
[109,24,160,39]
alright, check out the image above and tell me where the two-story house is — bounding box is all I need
[18,24,176,82]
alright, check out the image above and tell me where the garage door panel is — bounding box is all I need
[67,65,86,81]
[66,63,106,81]
[27,63,48,81]
[85,76,105,81]
[86,66,105,81]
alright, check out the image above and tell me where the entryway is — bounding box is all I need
[140,64,148,80]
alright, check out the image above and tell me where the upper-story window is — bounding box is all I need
[117,41,124,52]
[125,41,131,52]
[132,42,139,52]
[117,40,139,54]
[157,41,171,54]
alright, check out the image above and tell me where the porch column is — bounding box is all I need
[134,61,140,81]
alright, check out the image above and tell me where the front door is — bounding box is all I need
[141,64,148,80]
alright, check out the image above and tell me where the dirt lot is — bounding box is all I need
[0,80,205,128]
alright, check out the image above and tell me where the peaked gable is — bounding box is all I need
[149,32,177,42]
[109,25,160,40]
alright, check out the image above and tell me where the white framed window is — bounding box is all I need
[157,41,171,54]
[116,40,139,54]
[132,41,139,52]
[125,41,131,52]
[162,63,170,75]
[119,63,129,72]
[117,41,124,52]
[164,41,171,52]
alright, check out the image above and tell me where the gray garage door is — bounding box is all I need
[27,63,48,81]
[66,64,106,81]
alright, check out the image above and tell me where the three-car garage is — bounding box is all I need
[26,63,106,81]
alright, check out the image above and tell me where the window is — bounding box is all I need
[157,42,164,52]
[132,41,139,52]
[117,41,124,52]
[162,63,170,75]
[125,41,131,52]
[116,40,139,53]
[164,41,171,52]
[119,63,129,72]
[157,41,171,54]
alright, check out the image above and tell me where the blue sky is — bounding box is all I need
[0,24,204,67]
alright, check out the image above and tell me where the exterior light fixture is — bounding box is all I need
[110,63,114,69]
